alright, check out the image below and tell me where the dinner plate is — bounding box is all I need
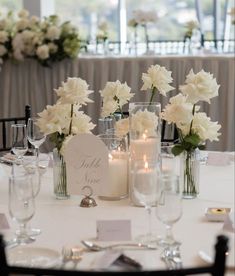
[7,246,61,268]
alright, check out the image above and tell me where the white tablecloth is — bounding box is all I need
[0,153,234,273]
[0,54,234,151]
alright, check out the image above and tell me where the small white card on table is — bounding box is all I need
[97,220,131,241]
[64,134,109,196]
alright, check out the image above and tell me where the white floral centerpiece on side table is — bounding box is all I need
[36,77,95,199]
[161,69,221,198]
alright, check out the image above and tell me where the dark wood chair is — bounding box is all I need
[0,234,228,276]
[161,120,178,144]
[0,105,31,152]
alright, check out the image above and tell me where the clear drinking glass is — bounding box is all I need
[8,174,35,245]
[156,174,182,246]
[132,159,162,243]
[27,117,46,163]
[11,124,28,164]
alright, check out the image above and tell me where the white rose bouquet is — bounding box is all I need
[0,9,84,67]
[184,20,199,39]
[161,69,221,155]
[37,77,95,154]
[100,80,134,118]
[141,64,174,104]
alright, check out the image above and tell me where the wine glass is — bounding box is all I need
[8,173,35,245]
[27,117,46,164]
[11,124,28,164]
[22,156,49,236]
[132,159,162,243]
[156,174,182,246]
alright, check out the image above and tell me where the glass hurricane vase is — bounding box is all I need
[53,148,69,200]
[180,149,200,199]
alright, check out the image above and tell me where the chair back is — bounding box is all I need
[0,105,31,152]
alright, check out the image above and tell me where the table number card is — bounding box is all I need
[64,134,109,195]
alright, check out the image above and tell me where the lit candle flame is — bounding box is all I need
[144,161,148,171]
[143,133,147,140]
[118,146,121,152]
[109,153,113,160]
[143,154,147,162]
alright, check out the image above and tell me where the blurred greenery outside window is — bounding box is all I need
[0,0,233,41]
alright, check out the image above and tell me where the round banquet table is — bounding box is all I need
[0,152,234,274]
[0,54,234,152]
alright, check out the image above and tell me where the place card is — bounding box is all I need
[206,152,231,166]
[0,213,10,229]
[64,134,109,196]
[97,220,131,241]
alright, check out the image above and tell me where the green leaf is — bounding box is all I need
[172,145,185,156]
[184,133,201,146]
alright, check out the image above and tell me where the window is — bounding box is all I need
[0,0,22,14]
[55,0,119,41]
[126,0,197,41]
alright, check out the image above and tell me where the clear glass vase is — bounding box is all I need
[129,102,161,206]
[180,149,200,199]
[53,148,69,200]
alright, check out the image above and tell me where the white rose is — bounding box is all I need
[55,77,93,105]
[115,118,129,137]
[46,26,61,40]
[180,69,220,104]
[22,30,34,42]
[0,45,7,56]
[13,50,24,61]
[100,81,133,116]
[0,31,8,43]
[115,81,134,106]
[71,111,95,135]
[18,9,29,18]
[141,64,174,96]
[101,100,119,118]
[36,44,49,60]
[131,109,158,136]
[191,112,221,142]
[30,16,40,25]
[0,19,6,30]
[60,135,73,156]
[161,94,194,129]
[48,42,58,53]
[12,33,24,51]
[16,19,29,31]
[32,33,44,45]
[37,104,71,135]
[24,43,35,56]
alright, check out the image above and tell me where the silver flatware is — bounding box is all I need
[81,240,158,251]
[61,246,83,269]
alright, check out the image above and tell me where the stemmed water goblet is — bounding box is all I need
[132,159,162,243]
[11,124,28,164]
[27,117,46,164]
[156,174,182,247]
[8,173,35,245]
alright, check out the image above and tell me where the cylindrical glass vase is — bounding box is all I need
[53,148,69,200]
[129,102,161,206]
[180,149,200,199]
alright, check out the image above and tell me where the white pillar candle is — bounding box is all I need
[132,161,158,206]
[130,136,160,161]
[102,153,128,198]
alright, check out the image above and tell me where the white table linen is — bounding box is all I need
[0,153,234,273]
[0,54,234,151]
